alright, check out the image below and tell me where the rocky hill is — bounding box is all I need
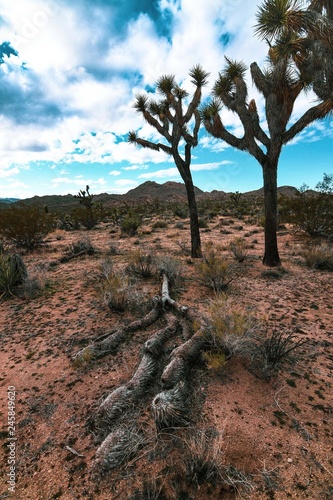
[1,182,302,212]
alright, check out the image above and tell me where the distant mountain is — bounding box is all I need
[123,181,204,201]
[0,198,20,204]
[1,182,303,212]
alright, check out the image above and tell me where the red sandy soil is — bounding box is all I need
[0,215,332,499]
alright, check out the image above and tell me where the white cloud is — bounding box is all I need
[123,165,149,171]
[139,161,228,179]
[0,1,330,198]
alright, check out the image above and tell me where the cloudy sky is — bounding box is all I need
[0,0,332,199]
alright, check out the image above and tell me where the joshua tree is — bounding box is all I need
[128,65,210,258]
[74,185,96,229]
[201,0,333,266]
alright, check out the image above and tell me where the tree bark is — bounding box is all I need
[181,169,202,259]
[262,158,281,267]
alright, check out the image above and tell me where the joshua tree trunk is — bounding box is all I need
[262,155,281,266]
[181,169,202,258]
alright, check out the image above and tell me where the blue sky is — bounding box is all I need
[0,0,332,199]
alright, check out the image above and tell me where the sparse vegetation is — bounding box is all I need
[229,236,248,262]
[302,242,333,271]
[207,294,261,360]
[0,251,27,298]
[0,204,53,249]
[126,250,156,278]
[120,212,142,236]
[195,248,235,292]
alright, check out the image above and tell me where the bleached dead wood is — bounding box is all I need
[89,269,209,476]
[95,314,179,436]
[73,297,163,364]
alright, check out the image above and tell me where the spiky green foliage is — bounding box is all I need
[128,65,209,258]
[202,0,333,267]
[255,0,306,41]
[0,252,27,298]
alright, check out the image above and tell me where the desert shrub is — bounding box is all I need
[98,260,147,313]
[120,213,142,236]
[56,213,79,231]
[182,430,224,488]
[228,237,247,262]
[195,250,235,292]
[173,204,188,219]
[0,252,27,298]
[65,237,96,257]
[280,192,333,237]
[21,275,45,300]
[0,204,54,249]
[253,330,309,378]
[302,242,333,270]
[198,218,208,229]
[176,239,191,256]
[207,295,260,360]
[156,255,183,285]
[152,219,168,230]
[126,250,155,278]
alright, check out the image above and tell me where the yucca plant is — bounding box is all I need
[0,253,27,298]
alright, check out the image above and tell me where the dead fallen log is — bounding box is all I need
[161,356,187,389]
[161,273,188,314]
[73,297,163,365]
[152,381,191,430]
[95,314,179,435]
[91,425,146,479]
[170,331,206,363]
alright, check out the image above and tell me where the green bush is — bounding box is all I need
[280,192,333,237]
[0,204,54,249]
[120,213,142,236]
[0,252,27,298]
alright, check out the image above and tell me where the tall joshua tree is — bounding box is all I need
[201,0,333,266]
[128,65,210,258]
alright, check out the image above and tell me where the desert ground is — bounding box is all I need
[0,213,332,500]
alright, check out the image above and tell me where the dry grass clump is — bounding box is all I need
[98,259,149,314]
[195,248,235,292]
[126,250,156,278]
[181,429,225,488]
[228,236,247,262]
[302,242,333,270]
[181,428,254,495]
[206,295,260,364]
